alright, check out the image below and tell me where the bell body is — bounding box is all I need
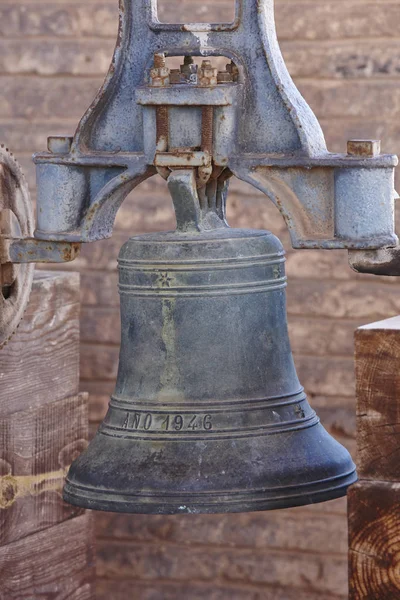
[64,228,356,513]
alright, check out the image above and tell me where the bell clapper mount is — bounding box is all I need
[0,0,399,513]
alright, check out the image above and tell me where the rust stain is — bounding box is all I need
[62,243,81,263]
[0,469,68,509]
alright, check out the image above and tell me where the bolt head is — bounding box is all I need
[347,140,381,158]
[153,53,166,68]
[47,136,73,154]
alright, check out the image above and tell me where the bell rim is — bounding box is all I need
[63,467,357,515]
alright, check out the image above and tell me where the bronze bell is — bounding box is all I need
[64,172,356,514]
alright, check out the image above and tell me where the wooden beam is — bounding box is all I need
[0,393,88,546]
[349,316,400,599]
[0,271,95,597]
[0,513,95,599]
[0,271,80,415]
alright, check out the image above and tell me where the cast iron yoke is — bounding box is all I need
[0,0,399,338]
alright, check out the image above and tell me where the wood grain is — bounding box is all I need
[0,512,95,600]
[349,317,400,599]
[348,481,400,600]
[355,316,400,480]
[0,271,80,416]
[0,393,88,546]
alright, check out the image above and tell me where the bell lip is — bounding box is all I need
[63,468,357,515]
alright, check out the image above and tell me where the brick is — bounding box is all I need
[295,355,355,398]
[0,121,76,153]
[0,77,102,120]
[0,39,114,77]
[97,578,345,600]
[283,40,400,79]
[0,3,117,38]
[276,2,400,41]
[289,316,362,356]
[97,539,348,597]
[286,246,400,285]
[83,380,114,422]
[81,306,121,344]
[297,80,400,119]
[80,343,119,381]
[80,270,119,306]
[287,280,400,320]
[312,395,356,440]
[96,509,348,554]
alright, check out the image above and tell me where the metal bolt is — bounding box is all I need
[153,53,166,68]
[198,60,218,87]
[150,53,170,87]
[217,71,233,83]
[183,56,194,67]
[347,140,381,158]
[226,61,239,82]
[180,56,197,83]
[47,136,73,154]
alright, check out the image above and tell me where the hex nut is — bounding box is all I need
[226,61,239,82]
[217,71,233,83]
[347,140,381,158]
[150,53,170,87]
[198,60,218,87]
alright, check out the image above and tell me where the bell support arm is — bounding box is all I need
[2,0,400,269]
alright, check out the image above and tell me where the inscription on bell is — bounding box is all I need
[122,411,213,432]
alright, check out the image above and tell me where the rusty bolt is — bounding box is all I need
[226,61,239,82]
[47,136,73,154]
[217,71,233,84]
[347,140,381,158]
[150,52,170,87]
[198,60,218,87]
[154,53,166,68]
[180,56,197,83]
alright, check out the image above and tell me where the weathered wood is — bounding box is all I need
[349,317,400,599]
[0,271,80,416]
[0,393,88,546]
[354,316,400,480]
[0,270,95,596]
[0,512,95,599]
[348,481,400,600]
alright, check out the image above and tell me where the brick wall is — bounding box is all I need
[2,1,400,598]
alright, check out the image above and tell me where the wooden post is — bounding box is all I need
[0,271,95,598]
[349,316,400,599]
